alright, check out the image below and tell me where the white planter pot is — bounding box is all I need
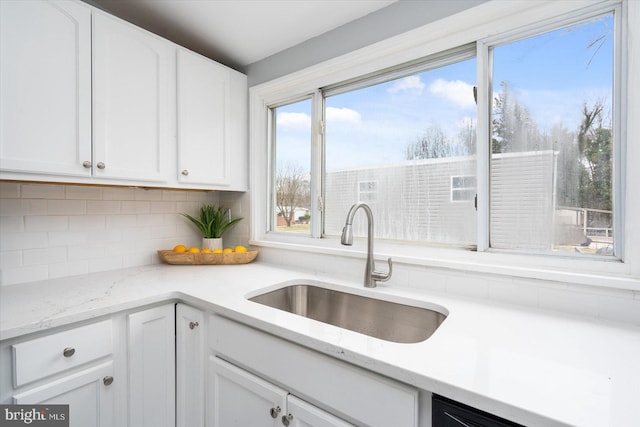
[202,237,223,251]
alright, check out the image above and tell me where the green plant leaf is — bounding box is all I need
[180,204,242,238]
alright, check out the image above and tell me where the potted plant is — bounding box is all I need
[181,204,242,250]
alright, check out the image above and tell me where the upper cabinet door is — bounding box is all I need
[177,49,231,186]
[93,13,171,183]
[0,0,92,176]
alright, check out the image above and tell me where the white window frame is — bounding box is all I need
[250,0,639,290]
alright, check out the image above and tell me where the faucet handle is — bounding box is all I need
[372,257,393,283]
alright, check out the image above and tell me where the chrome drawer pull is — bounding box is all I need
[270,406,281,418]
[189,321,199,330]
[103,376,114,386]
[62,347,75,357]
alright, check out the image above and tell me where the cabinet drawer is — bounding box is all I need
[12,320,113,387]
[210,315,418,427]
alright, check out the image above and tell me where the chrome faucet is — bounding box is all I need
[340,202,392,288]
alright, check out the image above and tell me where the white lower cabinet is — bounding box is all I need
[0,319,119,427]
[209,357,352,427]
[176,303,206,427]
[208,314,419,427]
[127,304,176,427]
[13,362,115,427]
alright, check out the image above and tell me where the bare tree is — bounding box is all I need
[275,163,310,227]
[405,125,452,160]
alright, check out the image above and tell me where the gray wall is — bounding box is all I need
[246,0,488,86]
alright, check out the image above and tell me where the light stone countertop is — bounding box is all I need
[1,262,639,427]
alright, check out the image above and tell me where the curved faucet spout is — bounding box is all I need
[340,202,392,288]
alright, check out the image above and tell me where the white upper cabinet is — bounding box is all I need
[177,49,230,186]
[177,48,248,190]
[0,1,247,190]
[92,12,171,183]
[0,0,92,177]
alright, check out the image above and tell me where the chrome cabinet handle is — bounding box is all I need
[181,169,189,176]
[82,161,92,168]
[189,321,199,330]
[97,162,106,169]
[103,376,114,386]
[281,414,293,426]
[63,347,75,357]
[270,406,281,419]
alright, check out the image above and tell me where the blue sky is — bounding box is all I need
[275,13,614,172]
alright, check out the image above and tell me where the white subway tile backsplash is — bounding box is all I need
[89,255,123,273]
[68,245,105,260]
[150,201,176,214]
[106,214,138,229]
[139,214,164,226]
[48,231,89,247]
[0,216,24,233]
[0,182,20,198]
[162,190,188,201]
[134,188,163,201]
[69,215,106,232]
[22,184,65,199]
[0,251,22,268]
[25,215,68,232]
[103,187,135,201]
[49,261,89,279]
[23,247,67,266]
[87,201,121,214]
[1,265,48,286]
[65,185,103,200]
[121,201,151,214]
[123,253,154,268]
[0,232,48,251]
[47,199,87,215]
[0,199,47,216]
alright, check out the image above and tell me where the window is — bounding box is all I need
[358,181,378,203]
[272,98,312,234]
[451,176,476,202]
[323,53,477,246]
[261,3,623,263]
[489,14,614,255]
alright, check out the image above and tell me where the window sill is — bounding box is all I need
[250,234,640,292]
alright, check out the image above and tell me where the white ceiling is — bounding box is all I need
[89,0,397,69]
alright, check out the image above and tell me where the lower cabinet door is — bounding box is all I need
[128,304,176,427]
[207,356,286,427]
[176,304,205,427]
[12,362,115,427]
[286,395,354,427]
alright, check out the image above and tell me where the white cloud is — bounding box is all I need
[326,107,361,124]
[429,79,476,109]
[277,112,311,130]
[387,76,425,95]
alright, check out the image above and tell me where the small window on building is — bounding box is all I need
[358,181,378,203]
[451,175,476,202]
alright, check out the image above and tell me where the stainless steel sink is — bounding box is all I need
[249,283,446,343]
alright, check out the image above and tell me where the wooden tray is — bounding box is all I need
[157,250,258,265]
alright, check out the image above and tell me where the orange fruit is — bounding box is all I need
[222,248,233,253]
[173,244,187,252]
[213,249,223,253]
[201,248,212,253]
[234,245,247,253]
[188,247,200,253]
